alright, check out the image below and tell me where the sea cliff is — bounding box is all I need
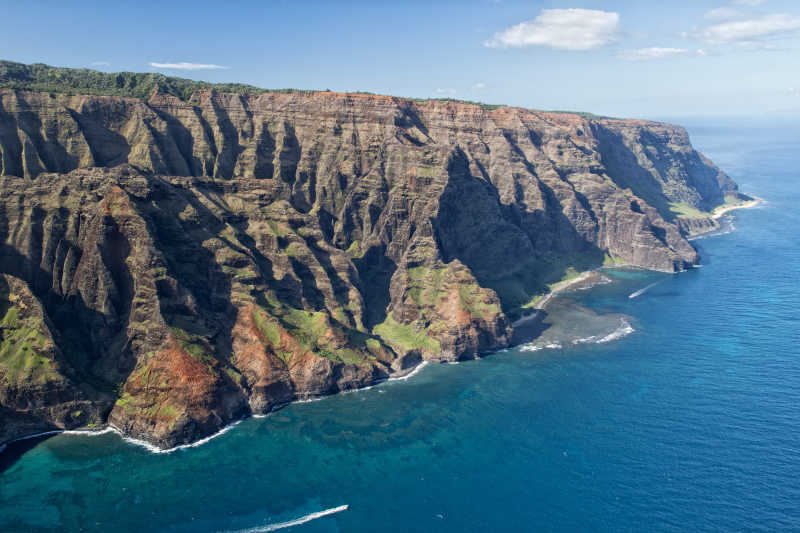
[0,62,743,448]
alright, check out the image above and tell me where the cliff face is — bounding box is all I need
[0,87,737,448]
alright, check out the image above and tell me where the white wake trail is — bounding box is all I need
[629,280,663,299]
[224,505,349,532]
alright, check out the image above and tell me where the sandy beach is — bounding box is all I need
[712,196,763,219]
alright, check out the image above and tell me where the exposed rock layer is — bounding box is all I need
[0,87,738,448]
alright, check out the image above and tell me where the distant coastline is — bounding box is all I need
[513,194,763,328]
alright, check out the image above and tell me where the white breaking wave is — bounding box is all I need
[294,396,326,404]
[62,427,116,437]
[519,342,562,352]
[519,344,542,352]
[224,505,349,532]
[3,360,434,455]
[388,360,429,381]
[2,427,115,453]
[341,383,381,394]
[596,319,635,343]
[113,419,243,454]
[1,419,245,455]
[575,274,613,291]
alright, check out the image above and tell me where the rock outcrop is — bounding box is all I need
[0,71,740,448]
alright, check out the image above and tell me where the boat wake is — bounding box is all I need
[224,505,349,532]
[629,280,663,299]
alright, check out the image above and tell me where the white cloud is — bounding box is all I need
[90,61,110,67]
[149,62,228,70]
[435,88,456,95]
[472,82,487,90]
[705,7,742,20]
[732,0,766,6]
[484,8,620,51]
[790,87,800,97]
[700,13,800,43]
[618,47,706,61]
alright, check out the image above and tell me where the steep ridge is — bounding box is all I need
[0,75,742,448]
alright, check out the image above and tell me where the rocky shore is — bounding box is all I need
[0,63,742,449]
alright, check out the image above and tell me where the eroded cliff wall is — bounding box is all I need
[0,87,738,447]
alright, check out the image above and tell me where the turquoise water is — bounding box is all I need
[2,119,799,532]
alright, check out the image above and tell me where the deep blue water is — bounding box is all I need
[1,119,799,532]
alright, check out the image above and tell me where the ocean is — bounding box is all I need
[1,117,798,532]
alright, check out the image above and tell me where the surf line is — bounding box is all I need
[225,505,349,532]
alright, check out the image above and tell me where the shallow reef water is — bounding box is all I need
[1,118,799,532]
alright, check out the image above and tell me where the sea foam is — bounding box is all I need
[388,360,429,381]
[596,319,635,343]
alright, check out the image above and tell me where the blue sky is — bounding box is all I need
[2,0,799,118]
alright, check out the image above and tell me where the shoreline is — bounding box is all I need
[511,269,613,328]
[685,195,763,240]
[712,196,763,220]
[1,196,761,456]
[0,361,434,454]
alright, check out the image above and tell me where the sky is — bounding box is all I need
[2,0,800,119]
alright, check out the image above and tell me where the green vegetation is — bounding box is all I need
[115,391,134,408]
[603,253,627,266]
[251,307,281,346]
[545,110,617,120]
[255,293,371,365]
[0,304,60,385]
[115,388,181,424]
[668,201,711,219]
[169,326,216,368]
[489,250,606,321]
[519,265,583,311]
[365,338,382,353]
[221,265,259,281]
[284,241,306,258]
[406,266,447,308]
[373,312,441,354]
[0,60,315,102]
[712,193,756,215]
[409,97,503,111]
[345,240,362,258]
[1,60,612,119]
[458,284,501,321]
